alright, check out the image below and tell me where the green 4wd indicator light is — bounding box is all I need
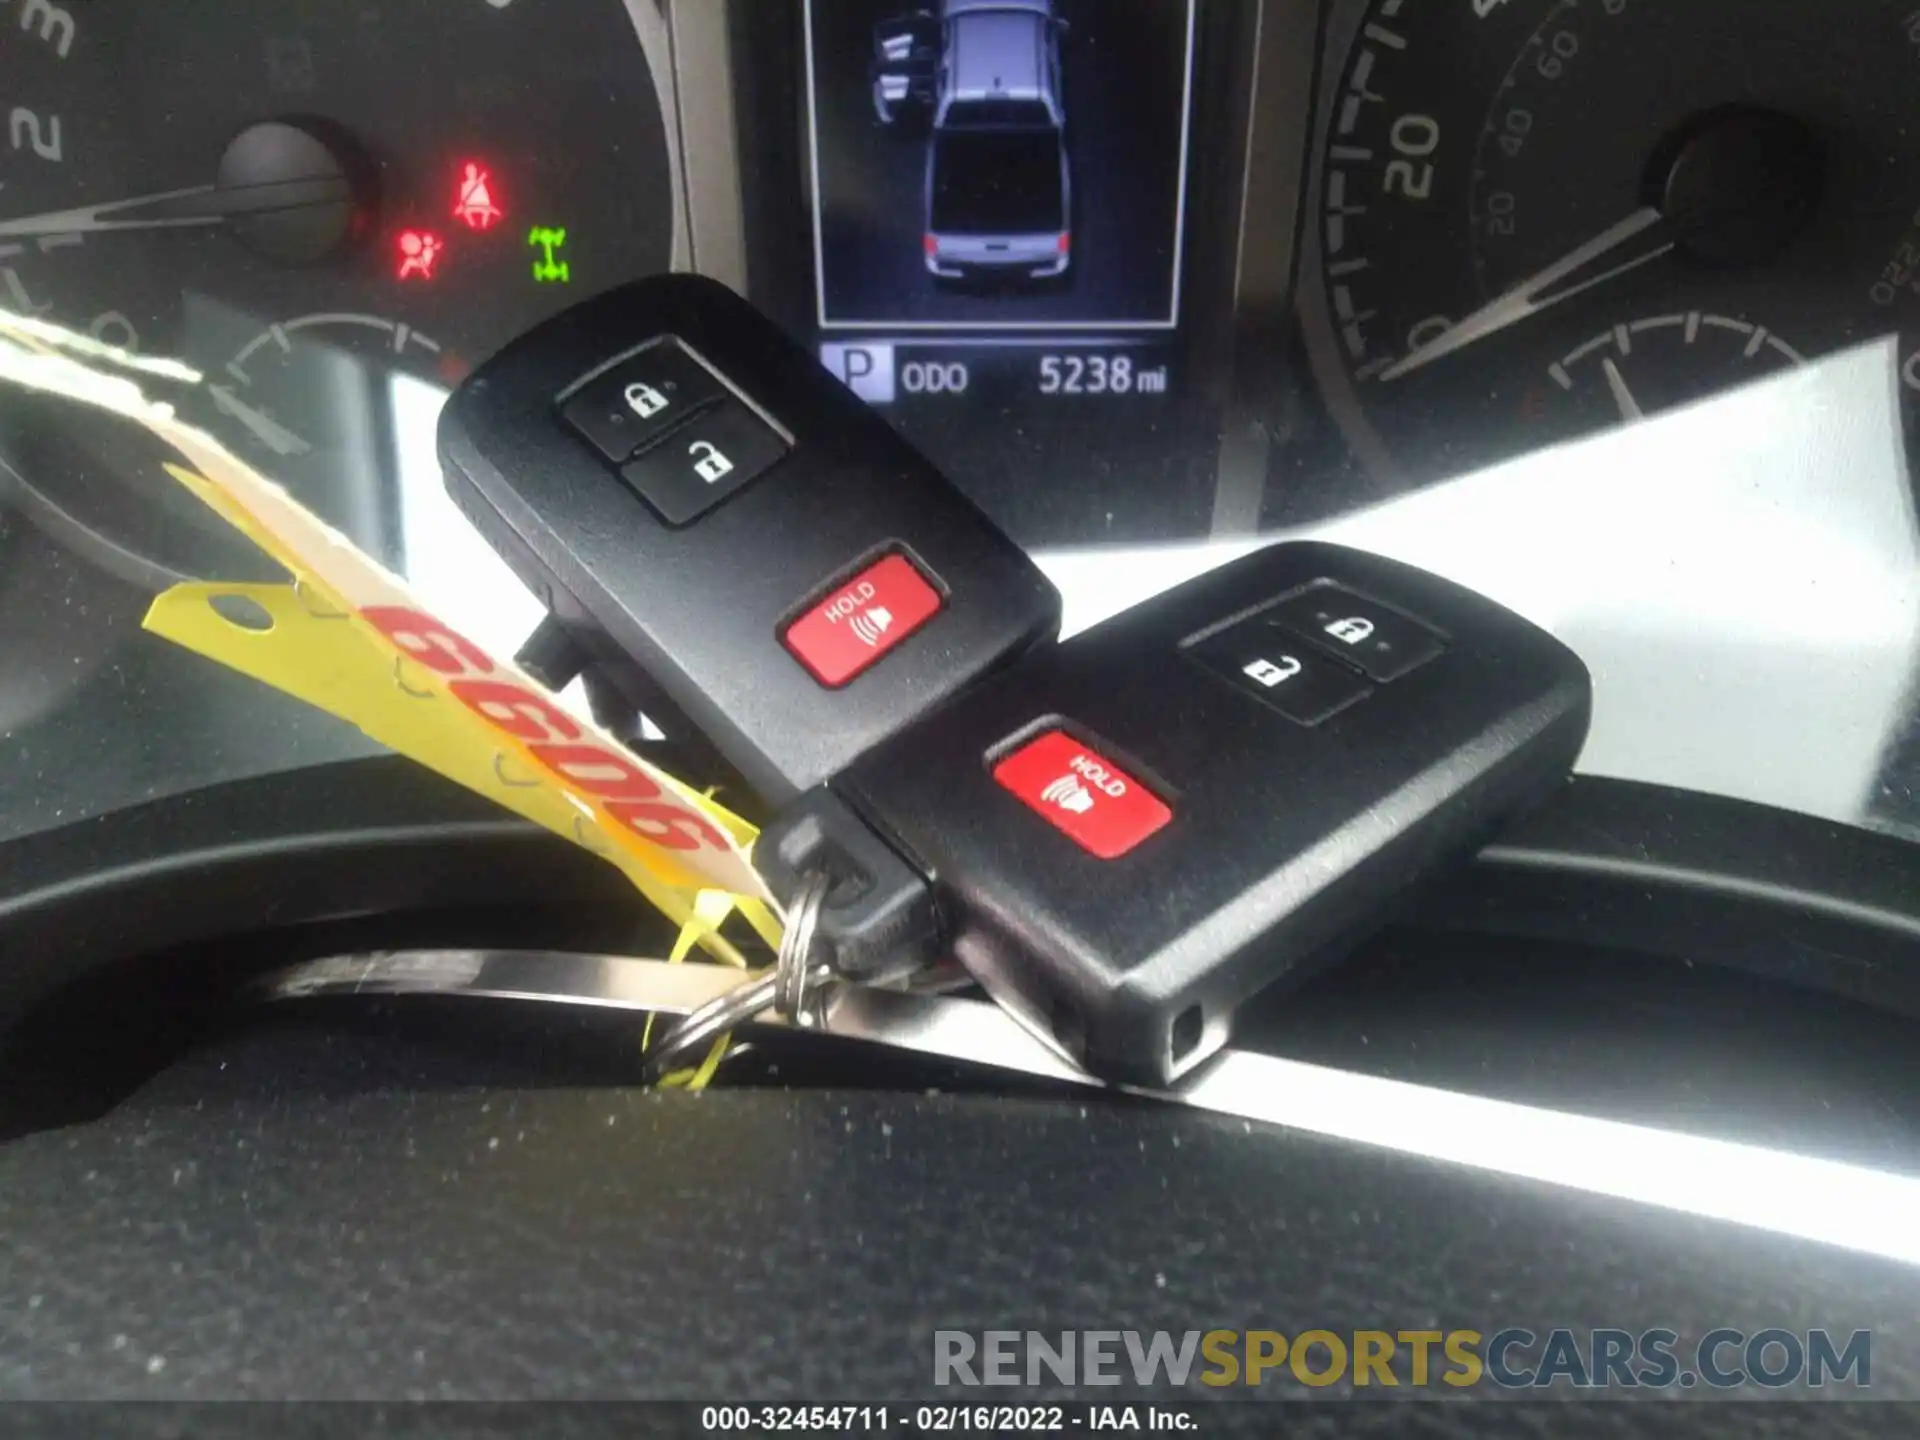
[529,226,571,283]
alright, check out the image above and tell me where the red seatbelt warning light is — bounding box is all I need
[396,230,444,281]
[454,162,504,232]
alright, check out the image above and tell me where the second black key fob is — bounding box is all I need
[761,542,1593,1086]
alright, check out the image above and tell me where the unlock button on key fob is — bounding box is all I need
[619,399,790,527]
[1188,621,1372,726]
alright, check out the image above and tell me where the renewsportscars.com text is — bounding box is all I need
[933,1328,1871,1391]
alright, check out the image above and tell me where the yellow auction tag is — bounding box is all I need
[143,452,773,895]
[144,578,766,954]
[0,318,782,963]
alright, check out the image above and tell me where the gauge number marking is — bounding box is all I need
[16,0,76,59]
[1309,0,1920,483]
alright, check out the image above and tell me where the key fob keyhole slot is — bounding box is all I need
[1169,1004,1205,1066]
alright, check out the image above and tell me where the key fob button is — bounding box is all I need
[784,552,945,688]
[561,338,728,465]
[1266,584,1446,683]
[992,730,1172,860]
[1188,622,1373,725]
[441,274,1061,803]
[617,399,790,527]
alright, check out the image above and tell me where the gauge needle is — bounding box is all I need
[0,175,353,239]
[209,384,313,457]
[1382,207,1674,381]
[1600,357,1644,422]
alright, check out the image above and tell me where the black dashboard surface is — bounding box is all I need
[1,1020,1915,1421]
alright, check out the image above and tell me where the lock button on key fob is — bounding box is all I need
[562,338,727,464]
[1267,584,1446,683]
[619,399,790,527]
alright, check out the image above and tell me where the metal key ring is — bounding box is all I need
[641,871,834,1083]
[640,969,781,1084]
[774,872,832,1028]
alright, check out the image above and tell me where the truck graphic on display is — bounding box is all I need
[873,1,1073,284]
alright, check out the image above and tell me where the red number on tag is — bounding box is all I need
[606,800,727,853]
[528,742,665,803]
[360,606,726,860]
[449,679,582,745]
[361,606,495,678]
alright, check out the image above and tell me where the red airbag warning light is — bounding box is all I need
[396,230,444,281]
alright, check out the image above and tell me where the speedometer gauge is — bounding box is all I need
[0,0,679,578]
[1302,0,1920,486]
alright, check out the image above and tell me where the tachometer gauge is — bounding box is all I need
[1302,0,1920,487]
[0,0,679,576]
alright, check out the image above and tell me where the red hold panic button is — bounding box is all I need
[993,730,1173,860]
[783,552,944,687]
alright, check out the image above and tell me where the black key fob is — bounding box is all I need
[438,274,1060,806]
[760,542,1593,1086]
